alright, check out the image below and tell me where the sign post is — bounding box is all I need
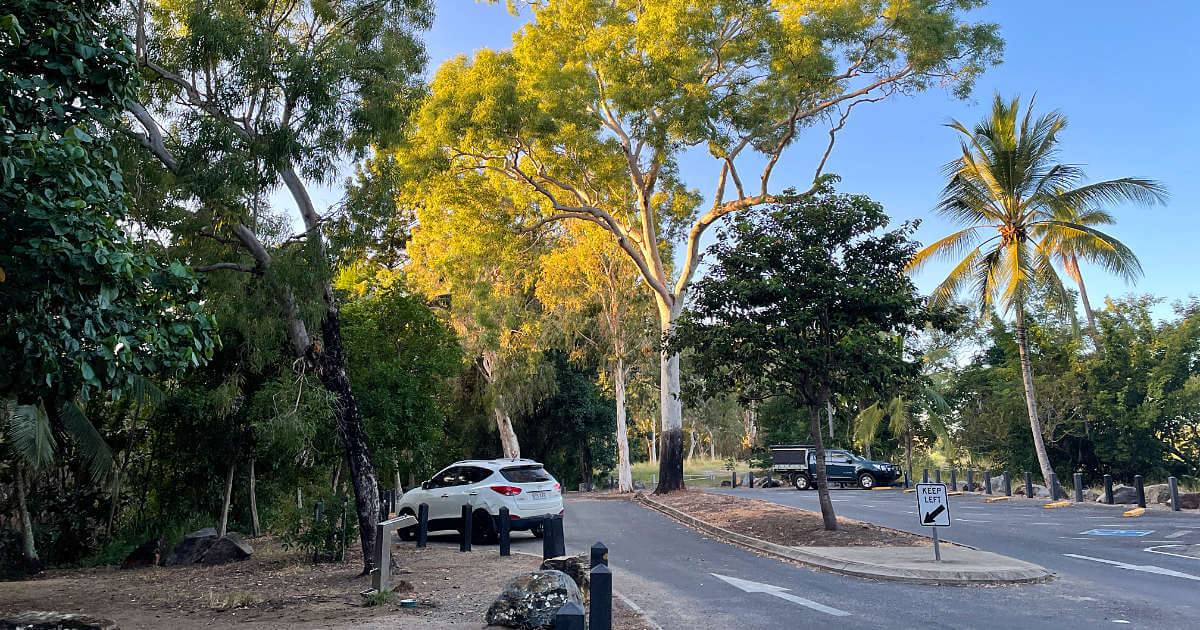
[915,482,950,561]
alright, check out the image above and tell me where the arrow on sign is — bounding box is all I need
[709,573,850,616]
[923,504,946,524]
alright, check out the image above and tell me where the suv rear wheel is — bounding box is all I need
[471,509,498,545]
[858,472,877,489]
[792,474,812,491]
[397,509,417,541]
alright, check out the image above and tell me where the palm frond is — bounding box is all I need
[906,227,986,275]
[6,400,56,471]
[1051,177,1169,210]
[59,400,114,484]
[128,374,166,409]
[1035,220,1143,283]
[852,403,885,449]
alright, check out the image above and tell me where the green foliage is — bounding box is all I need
[1,0,218,409]
[276,494,357,563]
[363,589,396,607]
[673,182,937,409]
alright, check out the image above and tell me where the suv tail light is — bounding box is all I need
[553,483,561,491]
[490,485,523,496]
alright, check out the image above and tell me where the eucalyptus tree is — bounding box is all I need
[390,0,1001,492]
[536,222,655,492]
[123,0,432,572]
[908,95,1166,487]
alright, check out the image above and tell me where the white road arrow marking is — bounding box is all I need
[1063,554,1200,581]
[1166,530,1189,539]
[709,573,850,616]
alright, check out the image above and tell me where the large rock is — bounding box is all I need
[1081,488,1100,502]
[631,480,647,490]
[987,475,1008,494]
[1111,485,1139,504]
[121,537,165,570]
[162,528,219,567]
[1145,484,1172,504]
[1,612,118,629]
[1014,483,1049,498]
[540,554,589,604]
[485,570,582,630]
[198,533,253,566]
[1179,493,1200,510]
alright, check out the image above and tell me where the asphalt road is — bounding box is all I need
[556,496,1198,630]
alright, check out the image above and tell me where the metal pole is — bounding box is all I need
[967,469,974,491]
[554,602,585,630]
[1169,477,1181,512]
[460,505,472,552]
[1003,471,1011,497]
[499,507,511,557]
[984,470,992,495]
[1074,473,1084,503]
[1024,472,1033,499]
[589,564,613,630]
[932,527,941,562]
[1135,475,1146,508]
[1104,474,1114,504]
[417,503,429,548]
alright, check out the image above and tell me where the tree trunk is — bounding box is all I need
[687,427,696,461]
[393,459,403,495]
[650,420,657,465]
[808,405,837,531]
[904,430,914,483]
[1015,307,1055,487]
[708,430,715,460]
[613,358,633,493]
[218,461,235,537]
[578,435,594,491]
[1071,253,1103,355]
[480,350,521,458]
[15,467,40,569]
[296,485,303,510]
[331,458,342,493]
[249,458,260,537]
[654,300,685,494]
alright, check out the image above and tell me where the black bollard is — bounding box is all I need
[1003,471,1011,497]
[1104,474,1114,504]
[935,469,941,484]
[950,469,958,491]
[1135,475,1145,508]
[460,505,473,552]
[1024,472,1033,499]
[1074,473,1084,503]
[984,470,992,495]
[748,471,755,489]
[922,468,929,483]
[499,507,511,557]
[904,469,911,489]
[967,469,974,491]
[591,541,608,568]
[590,564,613,630]
[1169,477,1181,512]
[417,503,429,548]
[551,514,566,557]
[542,515,566,560]
[554,601,586,630]
[1049,472,1059,500]
[732,471,737,488]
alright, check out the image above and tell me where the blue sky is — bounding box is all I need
[384,1,1200,318]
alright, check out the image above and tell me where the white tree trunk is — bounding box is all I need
[218,461,235,537]
[16,467,39,564]
[614,357,633,493]
[687,427,696,460]
[481,350,521,458]
[249,458,260,537]
[650,421,657,465]
[708,430,715,460]
[655,298,685,492]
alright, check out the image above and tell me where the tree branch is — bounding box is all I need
[194,262,259,273]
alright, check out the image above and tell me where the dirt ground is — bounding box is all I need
[0,537,652,629]
[648,490,929,547]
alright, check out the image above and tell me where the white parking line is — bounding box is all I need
[958,519,992,523]
[1063,553,1200,581]
[1144,545,1200,561]
[1166,531,1190,539]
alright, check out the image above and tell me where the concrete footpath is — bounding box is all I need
[636,493,1051,585]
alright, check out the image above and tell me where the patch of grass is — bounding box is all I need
[208,589,260,609]
[362,589,396,607]
[629,458,756,484]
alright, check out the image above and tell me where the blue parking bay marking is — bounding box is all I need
[1080,529,1154,537]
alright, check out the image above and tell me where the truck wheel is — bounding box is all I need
[858,472,876,489]
[792,474,811,491]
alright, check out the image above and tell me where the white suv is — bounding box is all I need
[396,458,563,544]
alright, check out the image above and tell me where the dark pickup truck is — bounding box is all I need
[770,445,901,490]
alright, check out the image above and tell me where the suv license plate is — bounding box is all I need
[530,490,548,500]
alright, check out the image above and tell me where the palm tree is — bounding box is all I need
[908,94,1166,487]
[1039,201,1141,352]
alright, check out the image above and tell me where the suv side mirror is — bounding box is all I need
[421,481,432,490]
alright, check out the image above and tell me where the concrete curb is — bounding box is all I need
[635,494,1052,586]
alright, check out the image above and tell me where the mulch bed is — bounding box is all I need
[648,490,929,547]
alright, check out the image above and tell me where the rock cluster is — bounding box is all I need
[159,528,253,567]
[540,554,589,603]
[0,611,118,629]
[485,570,582,629]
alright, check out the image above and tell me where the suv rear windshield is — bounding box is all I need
[501,466,552,483]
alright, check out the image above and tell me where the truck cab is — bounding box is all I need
[770,445,901,490]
